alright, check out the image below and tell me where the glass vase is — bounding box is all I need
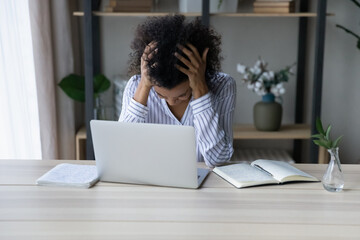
[322,147,344,192]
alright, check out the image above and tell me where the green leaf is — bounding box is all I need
[311,134,322,139]
[58,74,85,102]
[58,73,111,102]
[325,125,332,140]
[94,74,111,94]
[315,117,325,135]
[313,140,328,149]
[332,135,343,148]
[357,39,360,50]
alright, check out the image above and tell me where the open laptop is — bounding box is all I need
[90,120,209,189]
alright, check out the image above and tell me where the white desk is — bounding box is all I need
[1,160,360,239]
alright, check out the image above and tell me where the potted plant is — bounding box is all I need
[237,58,295,131]
[312,118,344,192]
[58,74,111,119]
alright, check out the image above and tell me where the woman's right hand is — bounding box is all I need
[140,41,157,88]
[133,41,157,106]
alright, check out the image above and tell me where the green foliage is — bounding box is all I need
[335,0,360,50]
[58,74,111,102]
[217,0,223,9]
[312,118,343,149]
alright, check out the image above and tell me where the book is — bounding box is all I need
[254,1,294,7]
[254,0,293,2]
[213,160,319,188]
[104,0,153,12]
[253,6,295,13]
[36,163,99,188]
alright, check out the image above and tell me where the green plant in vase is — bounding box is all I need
[58,73,111,119]
[312,118,344,192]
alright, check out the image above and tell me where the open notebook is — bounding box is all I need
[213,159,319,188]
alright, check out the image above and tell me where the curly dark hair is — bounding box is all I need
[128,14,222,89]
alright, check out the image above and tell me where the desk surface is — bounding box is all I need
[1,160,360,239]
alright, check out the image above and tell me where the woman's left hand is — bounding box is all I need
[175,43,209,99]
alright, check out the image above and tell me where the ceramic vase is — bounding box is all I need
[253,93,282,131]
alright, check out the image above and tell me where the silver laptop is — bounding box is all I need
[90,120,209,189]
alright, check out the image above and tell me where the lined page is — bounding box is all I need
[251,160,317,182]
[213,163,278,188]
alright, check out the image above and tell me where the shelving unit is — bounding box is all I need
[233,124,310,139]
[73,11,334,17]
[78,0,330,163]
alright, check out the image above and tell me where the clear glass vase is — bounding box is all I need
[322,147,344,192]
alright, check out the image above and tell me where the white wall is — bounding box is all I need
[99,0,360,163]
[319,0,360,163]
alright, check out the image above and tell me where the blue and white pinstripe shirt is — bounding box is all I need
[119,72,236,167]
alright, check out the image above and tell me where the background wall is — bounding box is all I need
[95,0,359,163]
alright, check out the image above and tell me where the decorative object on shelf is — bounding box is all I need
[253,0,295,14]
[312,118,344,192]
[58,73,111,120]
[237,58,295,131]
[102,0,153,12]
[335,0,360,50]
[253,93,282,131]
[178,0,238,13]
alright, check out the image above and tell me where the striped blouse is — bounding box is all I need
[119,72,236,167]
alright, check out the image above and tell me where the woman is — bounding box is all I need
[119,15,236,167]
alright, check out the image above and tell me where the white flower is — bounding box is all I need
[237,64,247,74]
[253,66,261,75]
[247,84,254,90]
[269,71,275,78]
[237,57,293,97]
[279,88,286,95]
[262,72,272,80]
[271,87,279,96]
[255,82,262,88]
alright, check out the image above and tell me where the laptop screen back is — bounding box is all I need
[90,120,199,188]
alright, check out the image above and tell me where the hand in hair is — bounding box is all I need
[175,43,209,99]
[133,41,158,106]
[140,41,158,88]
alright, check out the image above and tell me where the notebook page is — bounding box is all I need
[213,163,278,188]
[251,160,316,182]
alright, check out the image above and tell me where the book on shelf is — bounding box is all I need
[36,163,99,188]
[104,0,153,12]
[253,7,295,13]
[253,0,295,13]
[254,1,294,7]
[254,0,293,2]
[213,159,319,189]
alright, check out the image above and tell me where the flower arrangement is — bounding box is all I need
[237,58,295,97]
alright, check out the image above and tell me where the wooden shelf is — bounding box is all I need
[77,124,311,141]
[233,124,311,140]
[73,11,334,18]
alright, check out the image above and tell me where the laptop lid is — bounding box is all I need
[90,120,201,188]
